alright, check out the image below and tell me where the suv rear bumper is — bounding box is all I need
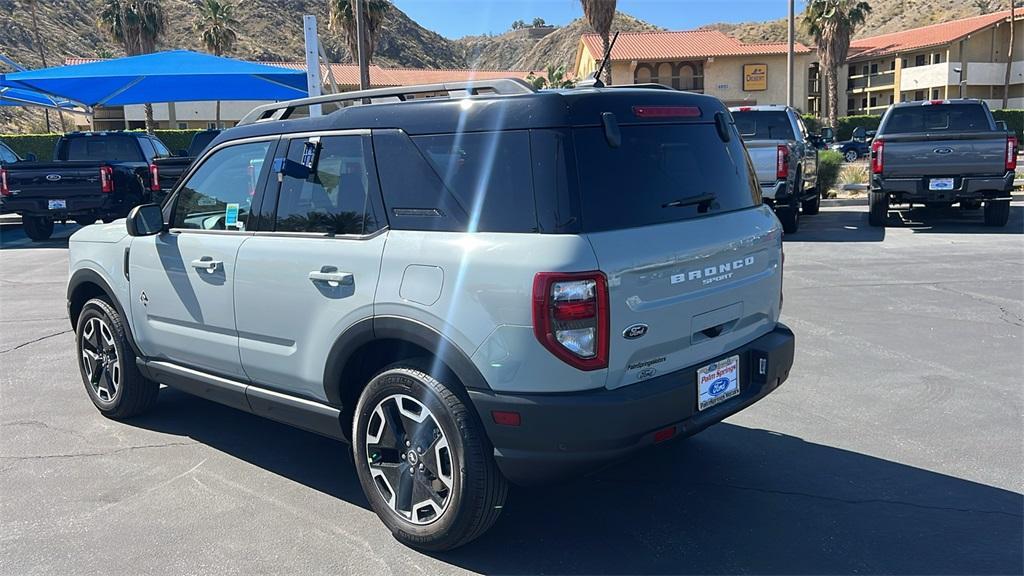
[468,323,795,486]
[873,172,1014,203]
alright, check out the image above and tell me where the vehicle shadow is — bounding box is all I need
[0,221,78,249]
[890,205,1024,234]
[784,208,885,242]
[127,389,1022,574]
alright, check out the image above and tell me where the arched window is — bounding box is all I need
[678,64,695,90]
[657,63,673,88]
[635,65,652,84]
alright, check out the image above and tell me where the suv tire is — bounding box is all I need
[776,204,799,234]
[844,149,858,163]
[23,216,54,242]
[801,189,821,215]
[868,191,888,227]
[983,199,1010,227]
[75,298,159,419]
[352,364,508,551]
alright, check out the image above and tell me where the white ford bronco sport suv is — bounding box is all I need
[67,79,795,550]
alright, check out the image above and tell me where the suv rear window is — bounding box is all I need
[573,123,760,232]
[59,136,144,162]
[732,111,795,140]
[883,104,992,134]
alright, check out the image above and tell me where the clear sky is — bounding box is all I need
[391,0,808,39]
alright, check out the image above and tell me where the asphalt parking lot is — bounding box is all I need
[1,205,1022,575]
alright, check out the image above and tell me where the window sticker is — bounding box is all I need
[225,203,239,226]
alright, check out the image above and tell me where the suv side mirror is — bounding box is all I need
[25,153,37,162]
[126,204,165,236]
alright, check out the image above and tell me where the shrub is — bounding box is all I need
[0,133,60,161]
[838,163,868,187]
[993,109,1023,139]
[0,129,206,161]
[835,115,881,141]
[802,114,821,134]
[817,150,844,194]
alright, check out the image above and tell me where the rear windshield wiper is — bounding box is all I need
[662,193,716,209]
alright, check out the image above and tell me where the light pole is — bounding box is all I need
[355,0,370,91]
[787,0,795,107]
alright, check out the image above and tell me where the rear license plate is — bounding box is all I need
[697,355,740,411]
[929,178,954,191]
[48,200,66,210]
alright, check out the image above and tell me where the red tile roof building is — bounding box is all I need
[843,10,1022,115]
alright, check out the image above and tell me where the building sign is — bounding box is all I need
[743,64,768,91]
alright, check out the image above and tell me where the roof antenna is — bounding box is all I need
[578,31,619,88]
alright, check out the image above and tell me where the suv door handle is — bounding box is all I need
[309,269,353,286]
[190,257,222,272]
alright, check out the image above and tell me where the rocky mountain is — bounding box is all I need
[708,0,1003,46]
[459,13,662,72]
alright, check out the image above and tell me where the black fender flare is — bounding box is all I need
[67,268,143,357]
[322,315,491,407]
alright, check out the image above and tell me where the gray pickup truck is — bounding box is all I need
[869,99,1016,227]
[730,105,819,234]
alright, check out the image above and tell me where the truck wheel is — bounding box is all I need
[776,205,799,234]
[352,364,508,551]
[801,189,821,215]
[844,150,858,162]
[868,192,888,227]
[22,216,54,242]
[983,200,1010,227]
[75,298,159,419]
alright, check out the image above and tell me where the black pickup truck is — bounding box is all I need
[869,99,1016,227]
[0,132,170,241]
[151,129,220,195]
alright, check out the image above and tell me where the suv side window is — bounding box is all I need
[172,141,271,230]
[273,135,380,235]
[150,137,171,158]
[138,138,158,161]
[0,145,17,164]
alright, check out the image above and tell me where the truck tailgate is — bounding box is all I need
[744,140,786,184]
[881,134,1007,178]
[5,162,105,198]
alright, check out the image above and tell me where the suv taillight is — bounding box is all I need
[871,139,884,174]
[1,167,9,197]
[532,272,609,371]
[776,145,789,179]
[149,163,160,191]
[100,166,114,193]
[1006,136,1018,171]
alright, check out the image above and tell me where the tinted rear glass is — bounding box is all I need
[60,136,143,162]
[574,123,760,232]
[883,104,992,134]
[732,111,795,140]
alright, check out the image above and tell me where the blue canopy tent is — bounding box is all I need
[0,86,83,110]
[1,50,307,107]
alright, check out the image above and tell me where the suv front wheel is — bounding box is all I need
[75,298,160,418]
[352,364,508,551]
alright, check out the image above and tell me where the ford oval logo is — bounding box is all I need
[622,323,648,339]
[45,174,62,181]
[933,147,954,155]
[708,377,731,397]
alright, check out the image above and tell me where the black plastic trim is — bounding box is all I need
[67,268,142,357]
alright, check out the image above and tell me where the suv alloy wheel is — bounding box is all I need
[352,364,508,551]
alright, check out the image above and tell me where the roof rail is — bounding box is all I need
[237,78,536,126]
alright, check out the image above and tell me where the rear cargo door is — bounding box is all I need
[4,162,106,212]
[574,121,783,390]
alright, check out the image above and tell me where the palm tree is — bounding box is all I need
[194,0,240,127]
[526,65,576,90]
[328,0,390,66]
[580,0,616,84]
[803,0,871,131]
[1003,1,1017,109]
[23,0,66,132]
[98,0,166,133]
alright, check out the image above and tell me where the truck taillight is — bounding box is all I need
[1,167,9,197]
[1006,136,1018,171]
[100,166,114,193]
[776,145,789,179]
[149,164,160,191]
[871,139,884,174]
[532,272,608,371]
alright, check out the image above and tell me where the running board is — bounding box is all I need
[137,359,346,441]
